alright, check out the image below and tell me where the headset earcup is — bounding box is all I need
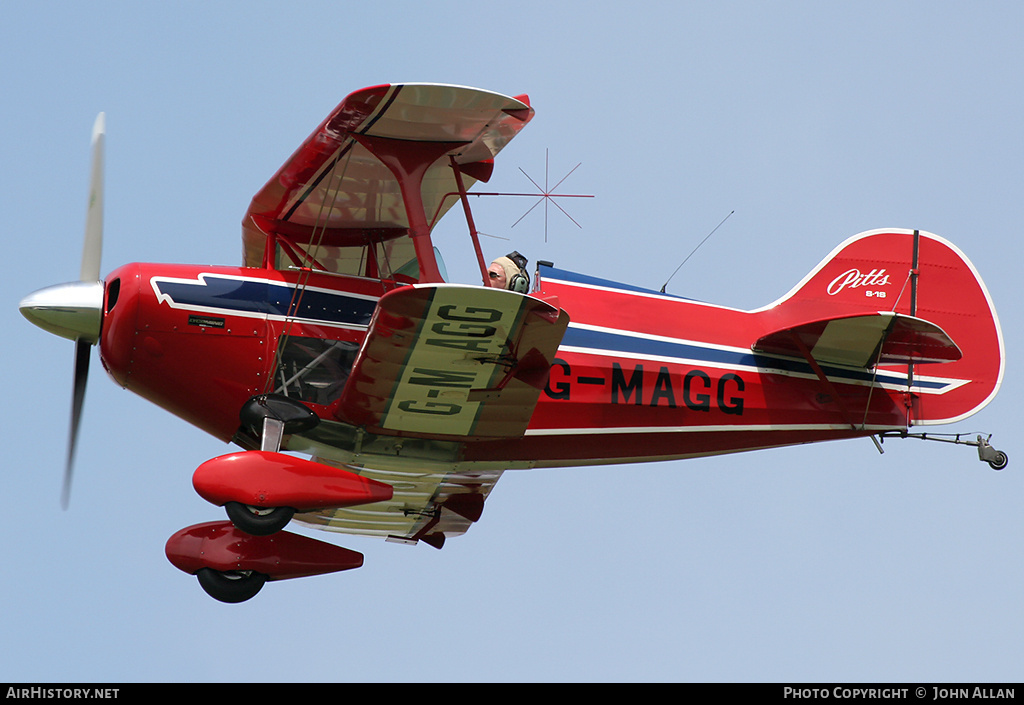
[508,272,530,293]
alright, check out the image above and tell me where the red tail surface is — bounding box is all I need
[761,229,1004,426]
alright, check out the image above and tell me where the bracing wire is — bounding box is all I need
[264,149,353,395]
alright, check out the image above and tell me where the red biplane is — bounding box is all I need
[20,83,1007,603]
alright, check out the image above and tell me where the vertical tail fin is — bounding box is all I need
[764,229,1003,425]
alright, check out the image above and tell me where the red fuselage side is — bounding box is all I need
[99,231,1000,469]
[98,262,902,468]
[100,263,393,442]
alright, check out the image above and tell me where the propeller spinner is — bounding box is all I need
[19,113,106,508]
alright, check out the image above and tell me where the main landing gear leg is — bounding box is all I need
[878,431,1009,470]
[213,394,321,535]
[218,414,298,535]
[222,415,296,536]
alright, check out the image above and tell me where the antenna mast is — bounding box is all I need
[660,210,734,293]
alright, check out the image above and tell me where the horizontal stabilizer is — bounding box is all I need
[753,312,961,368]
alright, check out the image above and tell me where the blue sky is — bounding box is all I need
[2,1,1022,682]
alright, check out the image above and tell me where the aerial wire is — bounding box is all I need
[660,210,734,293]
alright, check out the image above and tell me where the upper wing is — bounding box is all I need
[242,83,533,271]
[335,283,569,439]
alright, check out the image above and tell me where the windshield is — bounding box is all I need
[274,236,446,283]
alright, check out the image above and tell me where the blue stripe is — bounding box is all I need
[540,264,698,300]
[540,265,953,392]
[561,326,951,392]
[153,275,377,327]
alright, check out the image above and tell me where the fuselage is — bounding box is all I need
[98,260,914,472]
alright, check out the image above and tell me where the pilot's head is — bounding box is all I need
[487,251,530,293]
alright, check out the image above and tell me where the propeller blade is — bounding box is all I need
[80,113,105,283]
[63,338,92,509]
[62,112,104,509]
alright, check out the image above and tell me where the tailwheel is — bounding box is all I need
[196,567,268,604]
[976,434,1008,470]
[985,449,1009,471]
[878,431,1008,471]
[225,501,295,536]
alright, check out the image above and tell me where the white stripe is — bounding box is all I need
[558,334,968,396]
[543,276,749,313]
[525,423,898,436]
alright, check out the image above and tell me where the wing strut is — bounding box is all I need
[351,134,466,283]
[449,155,491,287]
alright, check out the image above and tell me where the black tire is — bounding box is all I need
[225,501,295,536]
[988,451,1008,471]
[196,568,267,604]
